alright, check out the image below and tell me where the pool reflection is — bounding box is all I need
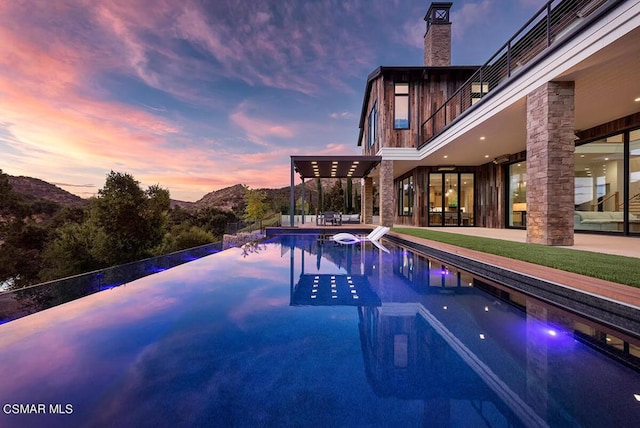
[285,235,640,427]
[0,235,639,427]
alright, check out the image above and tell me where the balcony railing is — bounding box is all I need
[420,0,610,147]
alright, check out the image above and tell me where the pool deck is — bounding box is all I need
[287,223,640,308]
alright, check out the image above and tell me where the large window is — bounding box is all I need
[394,83,409,129]
[368,102,377,148]
[508,162,527,227]
[398,176,413,216]
[574,135,624,233]
[629,129,640,233]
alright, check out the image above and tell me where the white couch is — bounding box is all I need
[341,213,361,224]
[574,211,639,231]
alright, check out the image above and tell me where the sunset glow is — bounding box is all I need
[0,0,545,201]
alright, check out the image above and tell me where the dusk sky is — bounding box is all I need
[1,0,546,202]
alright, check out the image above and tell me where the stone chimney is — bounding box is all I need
[424,2,452,66]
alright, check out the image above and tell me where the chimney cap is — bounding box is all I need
[424,2,453,26]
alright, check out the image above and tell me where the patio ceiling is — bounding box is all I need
[292,155,381,179]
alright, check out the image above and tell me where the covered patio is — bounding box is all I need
[288,155,381,228]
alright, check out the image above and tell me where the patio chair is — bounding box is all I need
[323,211,342,226]
[331,226,390,253]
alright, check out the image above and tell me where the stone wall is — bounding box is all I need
[379,160,395,227]
[362,177,374,224]
[526,81,575,246]
[223,230,265,250]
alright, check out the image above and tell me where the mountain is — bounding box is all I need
[8,176,87,207]
[193,184,247,211]
[6,174,341,213]
[193,182,322,212]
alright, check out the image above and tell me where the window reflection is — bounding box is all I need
[508,163,527,227]
[574,135,624,233]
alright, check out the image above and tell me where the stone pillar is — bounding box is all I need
[526,81,575,246]
[362,177,374,224]
[379,160,395,227]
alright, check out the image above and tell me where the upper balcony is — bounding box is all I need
[419,0,614,148]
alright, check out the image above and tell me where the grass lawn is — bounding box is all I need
[392,227,640,288]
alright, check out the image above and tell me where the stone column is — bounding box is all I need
[362,177,374,224]
[526,81,575,246]
[379,160,395,227]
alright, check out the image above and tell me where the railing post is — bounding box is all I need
[546,2,552,47]
[507,42,512,77]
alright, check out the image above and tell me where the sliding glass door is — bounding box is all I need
[428,172,474,226]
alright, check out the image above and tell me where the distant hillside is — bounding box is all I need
[8,176,87,207]
[194,184,247,211]
[194,182,322,212]
[6,174,340,214]
[170,199,195,209]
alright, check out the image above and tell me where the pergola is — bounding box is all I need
[289,155,381,227]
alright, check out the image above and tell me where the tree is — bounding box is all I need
[316,178,324,213]
[244,187,268,223]
[0,221,49,288]
[192,207,238,239]
[89,171,170,265]
[40,222,103,281]
[156,224,216,254]
[0,169,15,215]
[325,179,345,212]
[345,178,353,213]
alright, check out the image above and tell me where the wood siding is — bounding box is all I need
[362,68,477,155]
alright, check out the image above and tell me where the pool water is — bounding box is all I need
[0,235,639,427]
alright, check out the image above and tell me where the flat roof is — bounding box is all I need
[292,155,381,179]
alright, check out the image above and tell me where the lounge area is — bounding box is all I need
[316,212,361,226]
[574,211,640,232]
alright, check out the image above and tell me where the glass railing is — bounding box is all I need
[0,242,222,323]
[420,0,610,147]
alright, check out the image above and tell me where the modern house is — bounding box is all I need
[356,0,640,245]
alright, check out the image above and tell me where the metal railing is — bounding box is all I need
[0,242,222,323]
[420,0,610,147]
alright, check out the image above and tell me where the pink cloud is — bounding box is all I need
[0,0,365,201]
[229,104,297,143]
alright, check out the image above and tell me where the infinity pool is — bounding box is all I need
[1,235,639,427]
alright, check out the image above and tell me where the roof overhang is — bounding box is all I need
[292,155,381,179]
